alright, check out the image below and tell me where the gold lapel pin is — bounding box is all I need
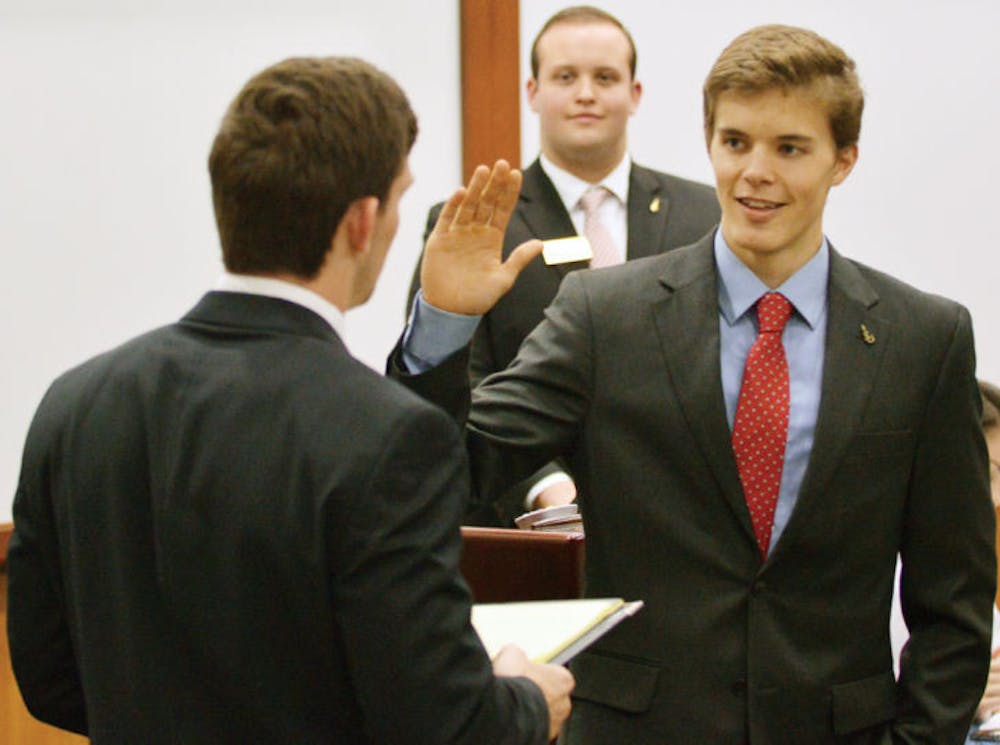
[860,323,875,345]
[649,196,661,213]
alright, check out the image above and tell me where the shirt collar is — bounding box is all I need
[214,272,346,338]
[714,231,829,329]
[539,152,632,210]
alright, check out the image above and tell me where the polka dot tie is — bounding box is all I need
[732,292,793,560]
[579,186,622,268]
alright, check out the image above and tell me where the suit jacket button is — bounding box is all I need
[731,678,747,696]
[751,580,767,596]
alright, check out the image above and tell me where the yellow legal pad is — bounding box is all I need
[471,597,644,665]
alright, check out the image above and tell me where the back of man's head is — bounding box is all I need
[530,5,637,79]
[209,56,417,279]
[702,24,864,150]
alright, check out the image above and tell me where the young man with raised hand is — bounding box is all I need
[396,25,995,744]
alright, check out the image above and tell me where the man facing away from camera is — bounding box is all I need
[7,56,572,745]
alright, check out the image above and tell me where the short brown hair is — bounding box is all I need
[530,6,637,79]
[209,57,417,278]
[702,25,863,150]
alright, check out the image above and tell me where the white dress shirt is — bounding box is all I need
[214,272,346,339]
[539,153,631,257]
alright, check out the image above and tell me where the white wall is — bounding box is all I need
[0,1,460,523]
[522,0,1000,376]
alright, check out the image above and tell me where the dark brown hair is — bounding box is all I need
[209,57,417,278]
[703,25,863,149]
[530,6,636,79]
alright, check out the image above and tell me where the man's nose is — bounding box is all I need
[575,76,596,101]
[742,147,775,185]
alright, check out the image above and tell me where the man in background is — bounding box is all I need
[409,5,720,524]
[7,56,571,744]
[396,25,994,743]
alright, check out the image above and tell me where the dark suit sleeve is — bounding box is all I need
[466,274,595,504]
[391,271,593,511]
[329,401,548,745]
[893,306,995,743]
[401,197,577,525]
[7,396,89,734]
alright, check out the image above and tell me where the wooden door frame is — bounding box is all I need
[460,0,522,179]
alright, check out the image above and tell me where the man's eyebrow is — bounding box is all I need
[776,133,816,143]
[715,127,816,143]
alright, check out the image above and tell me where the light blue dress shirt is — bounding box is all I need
[402,293,480,373]
[403,234,830,551]
[715,231,829,551]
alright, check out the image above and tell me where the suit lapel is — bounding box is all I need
[651,235,757,544]
[773,249,885,555]
[516,160,587,280]
[627,164,669,260]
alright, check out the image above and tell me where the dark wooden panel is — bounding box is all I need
[461,527,585,602]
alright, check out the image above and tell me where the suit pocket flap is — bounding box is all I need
[570,650,660,713]
[832,671,896,735]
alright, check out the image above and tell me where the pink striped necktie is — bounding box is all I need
[579,186,622,268]
[731,292,793,560]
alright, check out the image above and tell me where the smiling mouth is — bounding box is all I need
[737,197,785,210]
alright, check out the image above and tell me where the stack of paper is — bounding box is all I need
[972,712,1000,741]
[471,597,644,665]
[514,503,583,534]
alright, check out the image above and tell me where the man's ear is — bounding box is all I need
[342,196,380,256]
[526,77,539,112]
[629,79,642,115]
[832,144,859,186]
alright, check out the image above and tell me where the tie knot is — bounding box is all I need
[579,186,612,215]
[756,292,792,333]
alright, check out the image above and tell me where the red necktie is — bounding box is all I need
[732,292,793,559]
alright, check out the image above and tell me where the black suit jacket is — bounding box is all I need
[7,291,547,745]
[394,235,996,744]
[409,159,720,524]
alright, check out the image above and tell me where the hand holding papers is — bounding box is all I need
[491,645,575,742]
[473,597,644,665]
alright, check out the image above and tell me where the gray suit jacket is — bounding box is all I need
[409,159,720,524]
[8,292,548,745]
[394,234,995,744]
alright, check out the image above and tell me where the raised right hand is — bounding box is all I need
[420,160,542,316]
